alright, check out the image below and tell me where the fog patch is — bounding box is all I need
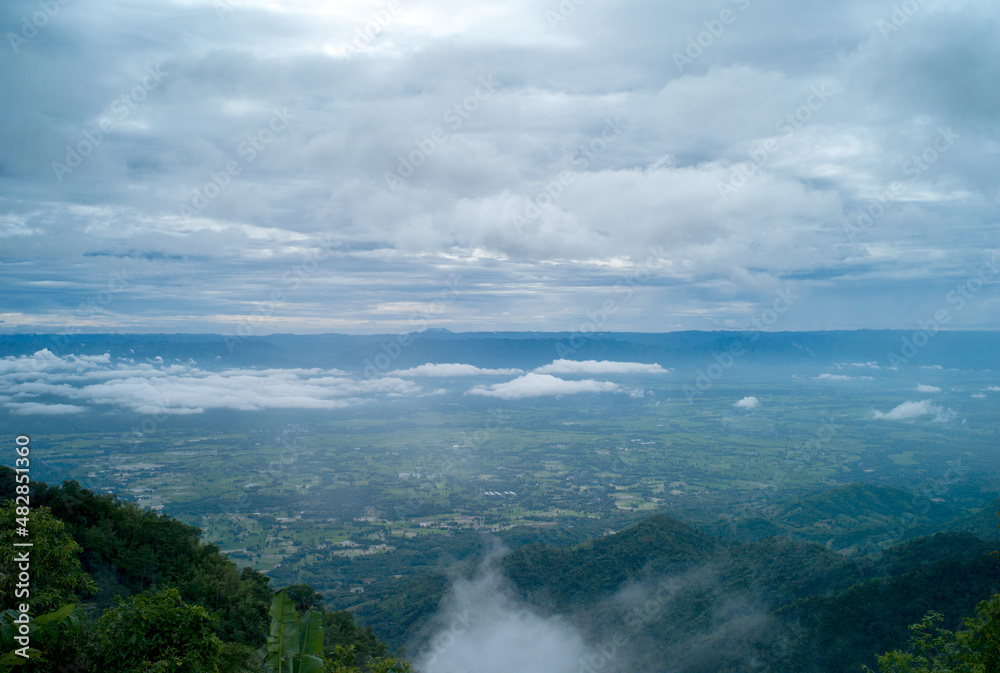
[416,566,589,673]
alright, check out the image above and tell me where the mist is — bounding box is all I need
[414,563,590,673]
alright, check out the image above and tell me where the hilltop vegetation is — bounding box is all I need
[494,512,1000,673]
[0,467,407,672]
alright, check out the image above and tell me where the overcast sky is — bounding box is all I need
[1,0,997,335]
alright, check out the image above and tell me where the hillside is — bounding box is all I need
[484,498,997,673]
[768,483,962,552]
[0,467,404,672]
[501,515,722,606]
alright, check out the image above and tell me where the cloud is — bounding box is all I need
[733,396,759,409]
[0,349,113,376]
[815,373,873,381]
[533,360,669,376]
[873,400,954,422]
[3,0,999,333]
[416,565,588,673]
[988,386,1000,392]
[7,402,87,415]
[468,373,619,400]
[915,384,941,393]
[0,350,420,415]
[392,363,523,377]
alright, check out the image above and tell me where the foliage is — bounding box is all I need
[286,584,325,613]
[782,552,1000,672]
[0,469,273,646]
[502,514,719,606]
[0,503,96,614]
[0,603,84,672]
[870,594,1000,672]
[322,609,389,663]
[265,589,324,673]
[322,645,412,673]
[88,587,224,673]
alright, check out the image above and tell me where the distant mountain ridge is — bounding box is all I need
[3,330,1000,371]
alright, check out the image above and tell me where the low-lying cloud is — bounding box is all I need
[873,400,953,422]
[392,363,523,377]
[7,402,87,415]
[416,567,589,673]
[533,360,669,376]
[915,384,941,393]
[733,396,759,410]
[0,350,420,415]
[468,373,619,400]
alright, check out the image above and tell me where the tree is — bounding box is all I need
[0,503,96,613]
[286,584,325,614]
[871,594,1000,672]
[88,588,224,673]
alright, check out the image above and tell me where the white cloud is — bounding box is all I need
[873,400,954,422]
[733,396,759,409]
[0,351,421,415]
[3,0,1000,333]
[915,384,941,393]
[815,373,873,381]
[533,360,669,376]
[972,393,986,398]
[468,373,619,400]
[988,386,1000,392]
[7,402,87,415]
[418,567,588,673]
[0,350,112,376]
[392,363,523,377]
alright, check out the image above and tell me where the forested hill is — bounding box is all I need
[3,467,998,672]
[494,510,1000,673]
[0,467,407,672]
[349,486,1000,673]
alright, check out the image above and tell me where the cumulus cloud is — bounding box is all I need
[873,400,954,422]
[392,363,523,377]
[0,350,112,376]
[533,360,669,376]
[0,350,420,415]
[988,386,1000,392]
[733,396,759,409]
[468,373,619,400]
[915,384,941,393]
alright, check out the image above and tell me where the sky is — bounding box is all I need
[1,0,998,335]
